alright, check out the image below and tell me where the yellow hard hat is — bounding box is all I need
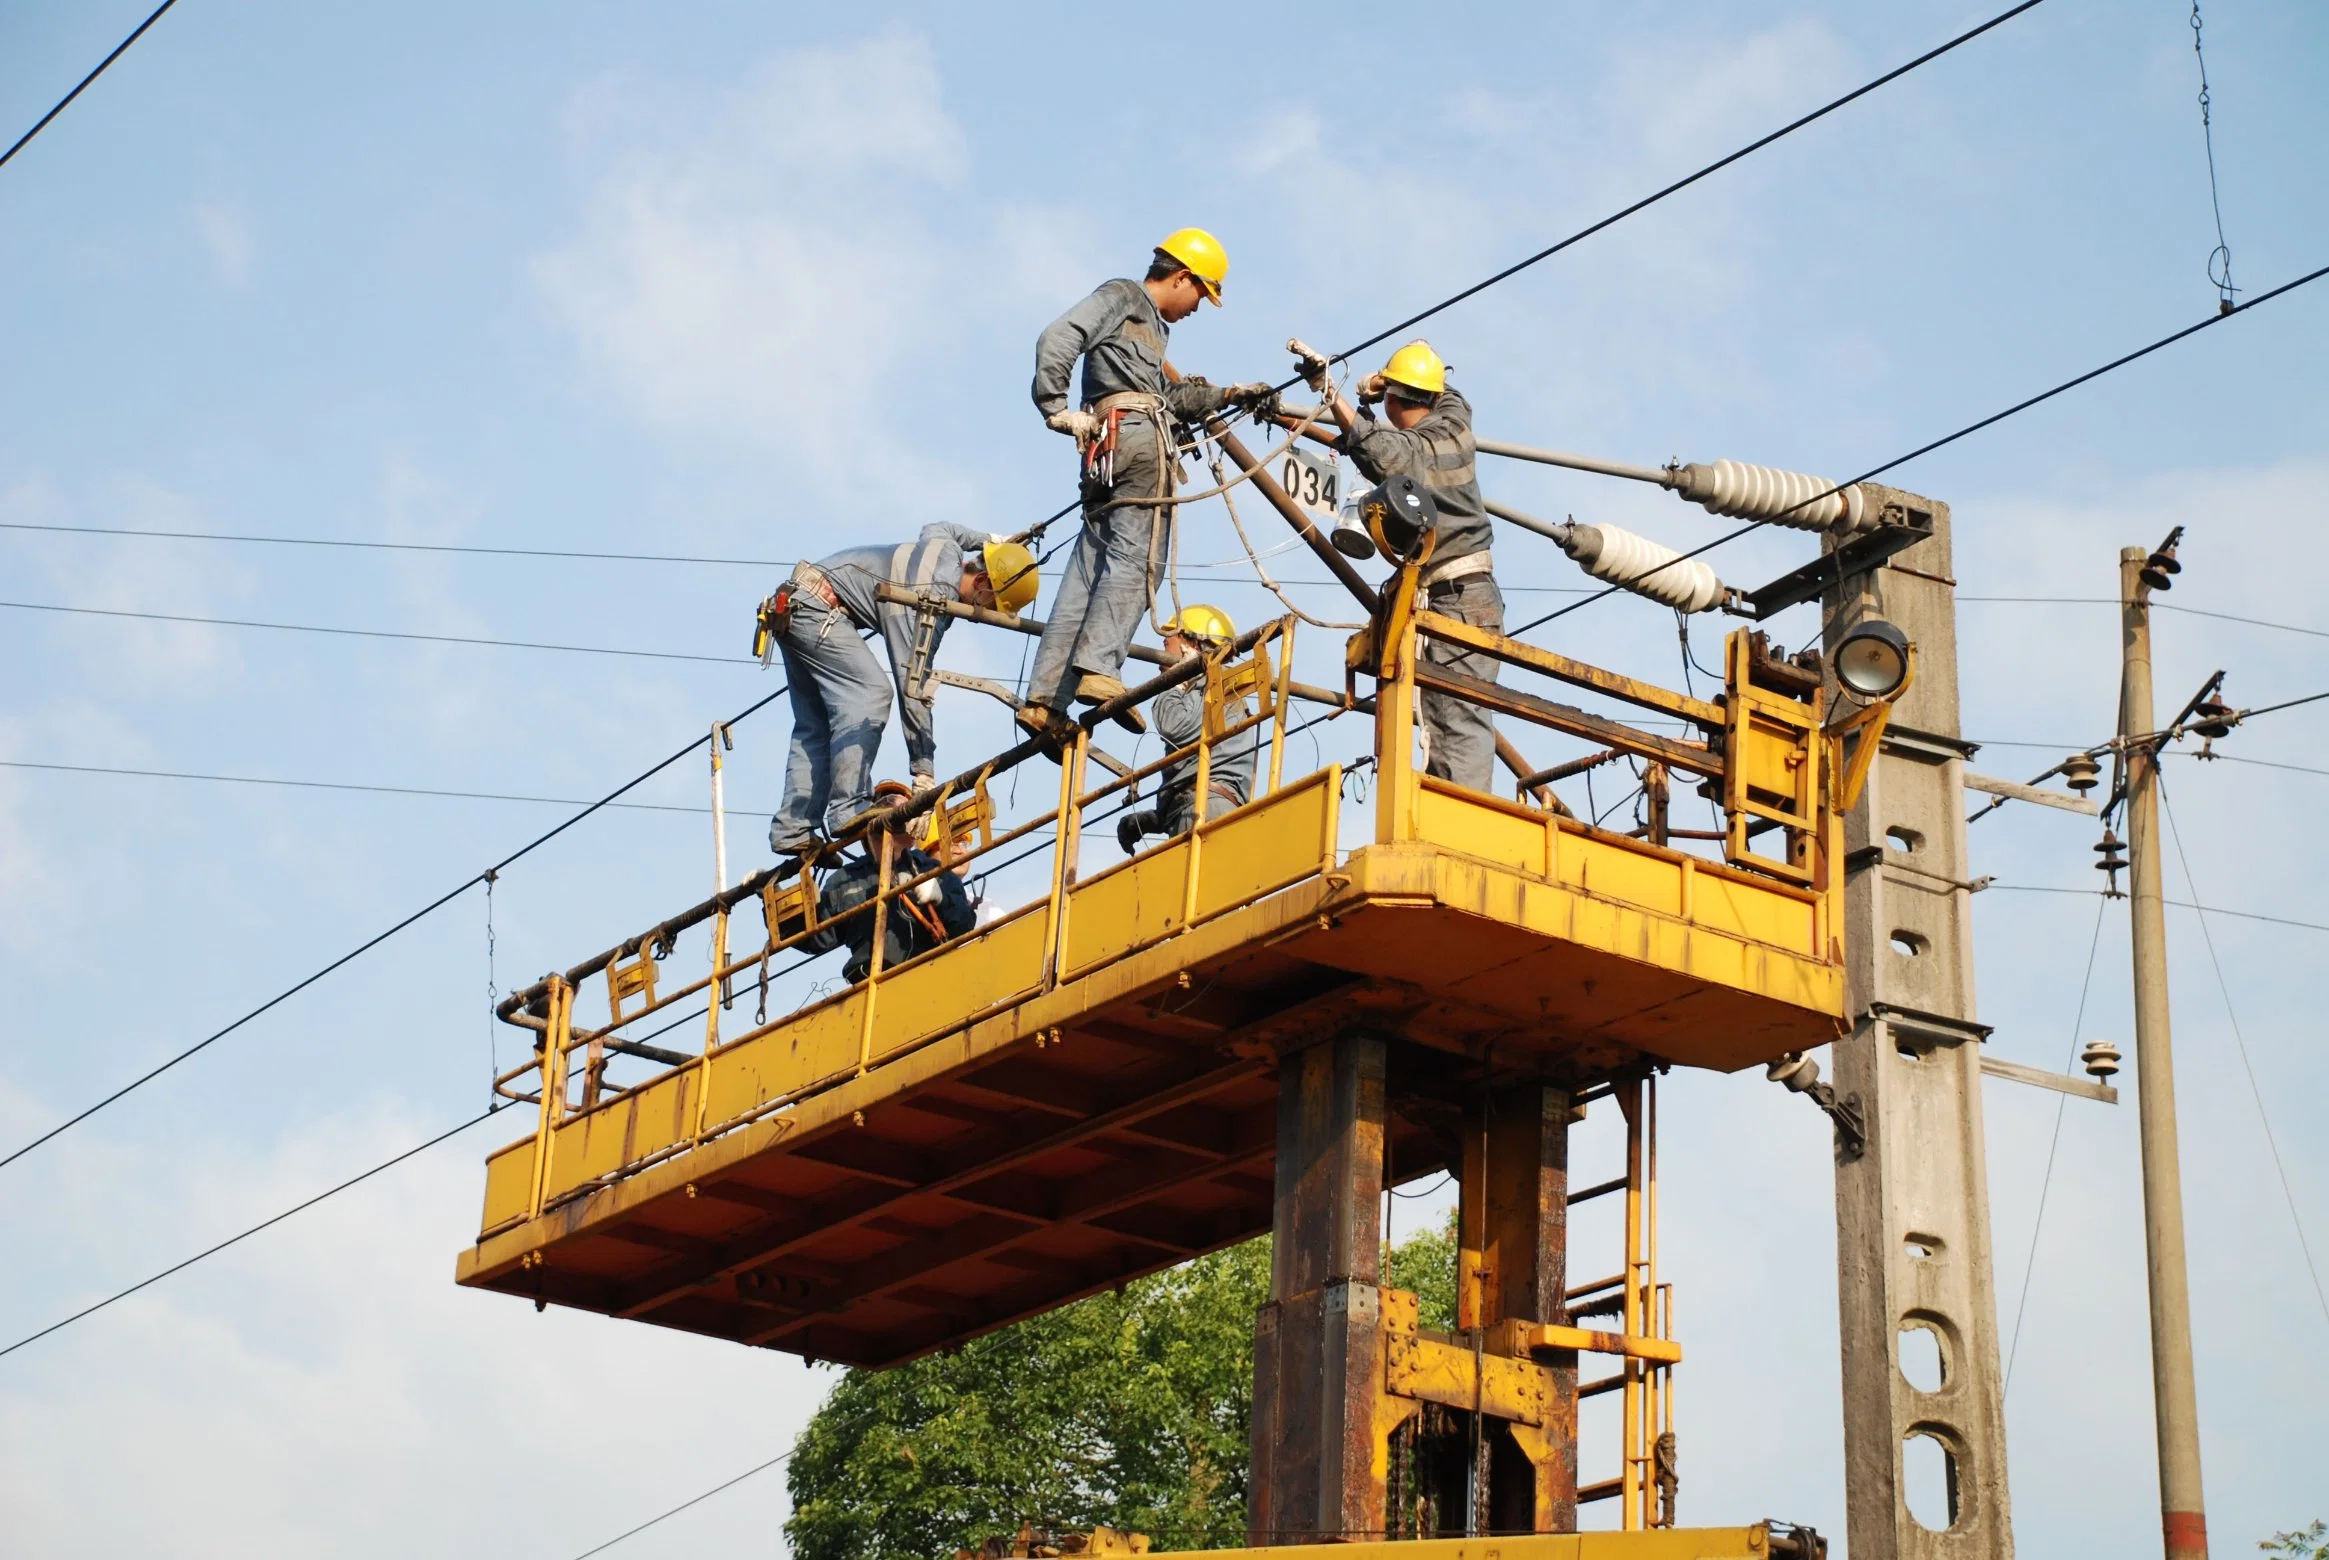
[1381,340,1447,399]
[1156,227,1229,304]
[981,539,1040,616]
[1162,603,1235,647]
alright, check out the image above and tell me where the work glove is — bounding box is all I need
[911,773,936,794]
[1117,810,1157,856]
[1286,338,1332,392]
[1222,381,1282,425]
[1356,372,1388,405]
[1045,408,1101,443]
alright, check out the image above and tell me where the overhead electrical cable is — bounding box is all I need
[1285,0,2049,384]
[0,0,180,173]
[0,758,765,816]
[2001,893,2110,1393]
[0,1104,511,1361]
[1510,261,2329,638]
[567,1449,796,1559]
[0,680,791,1172]
[0,599,750,667]
[1961,596,2329,641]
[1985,884,2329,938]
[0,519,792,568]
[2157,776,2329,1327]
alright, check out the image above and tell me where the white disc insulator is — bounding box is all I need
[1563,523,1728,613]
[1673,459,1868,532]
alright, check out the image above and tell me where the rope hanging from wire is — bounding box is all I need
[2188,1,2240,314]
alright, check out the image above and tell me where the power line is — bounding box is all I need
[0,758,767,816]
[1961,596,2329,641]
[0,519,789,569]
[2157,775,2329,1328]
[1301,0,2049,379]
[0,1104,511,1361]
[0,0,180,173]
[0,599,749,667]
[1513,260,2329,638]
[0,680,790,1172]
[2003,892,2110,1394]
[568,1449,795,1559]
[1985,883,2329,938]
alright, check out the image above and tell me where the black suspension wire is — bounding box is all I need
[0,1103,513,1361]
[2002,893,2111,1394]
[2157,774,2329,1328]
[1510,261,2329,638]
[1283,0,2051,387]
[566,1449,794,1559]
[0,519,794,568]
[0,758,762,815]
[0,0,180,173]
[2188,1,2239,313]
[0,681,791,1172]
[0,598,751,667]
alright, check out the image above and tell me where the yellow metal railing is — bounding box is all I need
[482,561,1868,1235]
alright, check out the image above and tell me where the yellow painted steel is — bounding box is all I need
[1152,1533,1773,1560]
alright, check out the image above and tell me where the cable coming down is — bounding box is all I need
[567,1450,796,1559]
[1511,260,2329,638]
[0,0,181,172]
[0,1104,512,1361]
[0,681,791,1172]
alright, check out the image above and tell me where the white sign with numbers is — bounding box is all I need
[1276,442,1340,518]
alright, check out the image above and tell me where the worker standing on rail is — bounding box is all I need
[1291,338,1500,792]
[761,527,1041,858]
[1117,605,1257,853]
[1024,228,1277,742]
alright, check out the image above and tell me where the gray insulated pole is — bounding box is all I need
[2118,546,2210,1560]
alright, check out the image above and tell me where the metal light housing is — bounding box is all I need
[1330,504,1379,560]
[1833,618,1912,701]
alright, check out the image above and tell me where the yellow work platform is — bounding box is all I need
[1147,1534,1782,1560]
[458,604,1850,1368]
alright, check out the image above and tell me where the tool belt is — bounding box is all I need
[1421,548,1494,591]
[1081,391,1169,495]
[752,563,846,663]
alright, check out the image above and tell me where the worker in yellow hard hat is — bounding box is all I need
[1289,336,1501,792]
[1116,605,1259,854]
[762,526,1038,858]
[1024,229,1278,744]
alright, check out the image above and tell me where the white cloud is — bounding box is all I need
[195,202,255,287]
[533,27,969,498]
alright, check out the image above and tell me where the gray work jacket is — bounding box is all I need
[812,522,989,777]
[1030,279,1229,443]
[1153,672,1257,820]
[1341,388,1493,566]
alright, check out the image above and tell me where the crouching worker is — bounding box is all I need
[795,783,979,984]
[1116,605,1257,854]
[761,527,1040,859]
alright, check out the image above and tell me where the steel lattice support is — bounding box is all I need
[1823,487,2014,1556]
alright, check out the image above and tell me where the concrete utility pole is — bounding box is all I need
[1824,489,2014,1557]
[2117,545,2210,1560]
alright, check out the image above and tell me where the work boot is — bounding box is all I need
[1073,673,1148,735]
[1015,702,1074,755]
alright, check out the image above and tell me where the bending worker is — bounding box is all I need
[762,526,1040,857]
[1117,605,1256,853]
[1291,338,1500,792]
[1024,227,1276,741]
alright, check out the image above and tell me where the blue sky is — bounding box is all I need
[2,2,2324,1555]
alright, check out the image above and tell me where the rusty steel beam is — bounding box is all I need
[612,1053,1265,1319]
[1413,661,1718,779]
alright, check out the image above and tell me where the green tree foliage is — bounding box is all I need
[2262,1520,2329,1559]
[786,1221,1459,1560]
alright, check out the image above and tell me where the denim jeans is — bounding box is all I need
[1420,573,1502,793]
[1027,424,1168,710]
[770,598,893,850]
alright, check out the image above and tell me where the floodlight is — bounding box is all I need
[1834,619,1911,700]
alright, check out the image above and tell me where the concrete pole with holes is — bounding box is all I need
[1823,487,2014,1557]
[2118,546,2210,1560]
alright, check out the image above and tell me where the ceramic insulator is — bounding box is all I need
[1672,459,1869,532]
[1562,522,1729,614]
